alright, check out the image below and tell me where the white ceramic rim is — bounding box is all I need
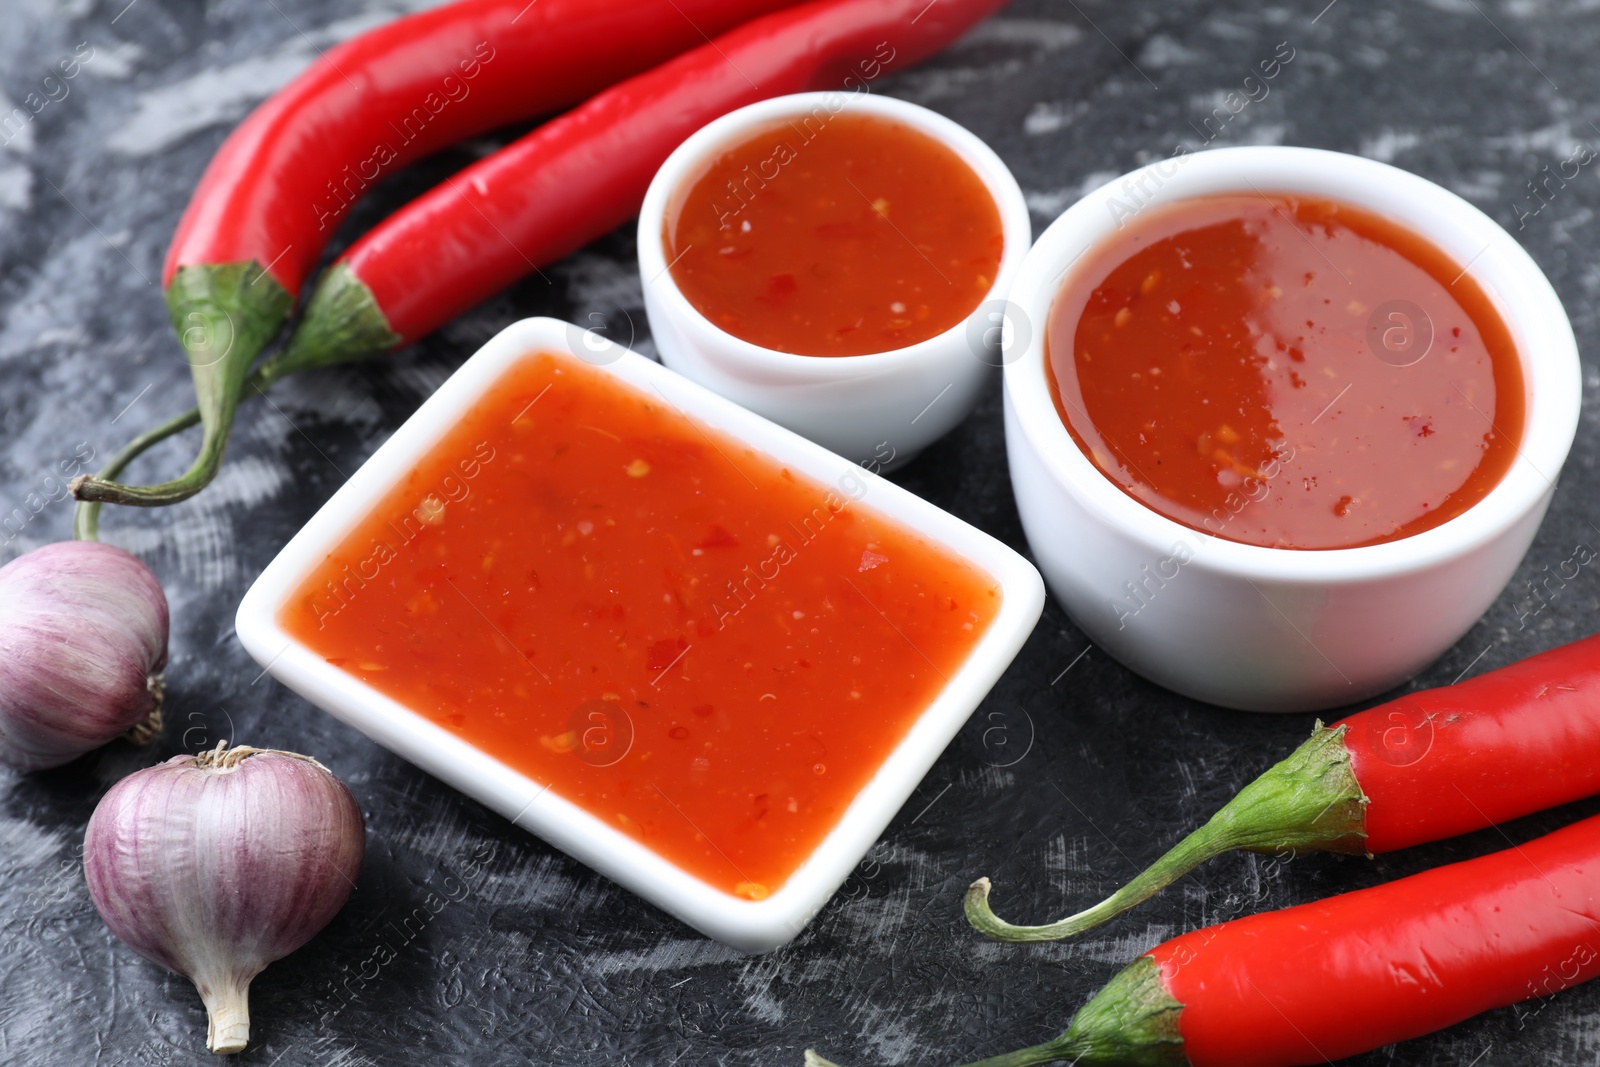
[637,90,1032,376]
[1004,145,1581,584]
[235,317,1044,950]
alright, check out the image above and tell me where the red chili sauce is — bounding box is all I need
[1046,194,1526,549]
[665,111,1004,356]
[281,352,1000,898]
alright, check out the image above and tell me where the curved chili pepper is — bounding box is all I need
[814,809,1600,1066]
[69,0,999,538]
[71,0,805,509]
[258,0,1008,382]
[968,632,1600,941]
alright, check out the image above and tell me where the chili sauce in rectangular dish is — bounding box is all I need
[1046,194,1526,549]
[280,351,1000,899]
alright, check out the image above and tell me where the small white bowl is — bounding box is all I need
[1003,146,1580,712]
[638,92,1031,467]
[236,317,1043,952]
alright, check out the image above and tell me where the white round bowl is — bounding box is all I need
[1003,146,1580,712]
[638,91,1031,467]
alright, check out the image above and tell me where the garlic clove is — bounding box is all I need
[84,742,365,1055]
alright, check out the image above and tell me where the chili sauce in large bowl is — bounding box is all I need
[664,111,1004,357]
[1045,194,1526,550]
[279,351,1000,900]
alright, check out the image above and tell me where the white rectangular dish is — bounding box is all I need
[235,316,1043,952]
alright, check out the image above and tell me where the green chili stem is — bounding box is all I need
[953,1044,1077,1067]
[966,723,1370,942]
[71,262,398,523]
[806,1048,1067,1067]
[74,406,202,541]
[73,363,280,541]
[802,956,1188,1067]
[70,262,293,509]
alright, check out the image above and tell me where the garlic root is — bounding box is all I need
[201,980,253,1054]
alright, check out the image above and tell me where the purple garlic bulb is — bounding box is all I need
[0,540,169,771]
[84,743,365,1054]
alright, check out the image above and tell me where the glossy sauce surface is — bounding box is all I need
[666,112,1004,356]
[1047,194,1525,549]
[281,352,1000,897]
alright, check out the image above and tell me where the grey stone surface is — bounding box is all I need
[4,0,1600,1064]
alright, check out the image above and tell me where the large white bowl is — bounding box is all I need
[639,91,1031,468]
[236,317,1044,952]
[1003,146,1579,712]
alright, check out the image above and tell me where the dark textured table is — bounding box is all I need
[5,1,1600,1064]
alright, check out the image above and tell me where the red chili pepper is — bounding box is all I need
[967,632,1600,941]
[813,810,1600,1066]
[259,0,1007,382]
[71,0,805,509]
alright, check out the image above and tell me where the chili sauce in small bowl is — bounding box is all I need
[236,317,1044,951]
[639,92,1031,467]
[664,111,1003,356]
[1047,193,1526,550]
[1001,146,1579,712]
